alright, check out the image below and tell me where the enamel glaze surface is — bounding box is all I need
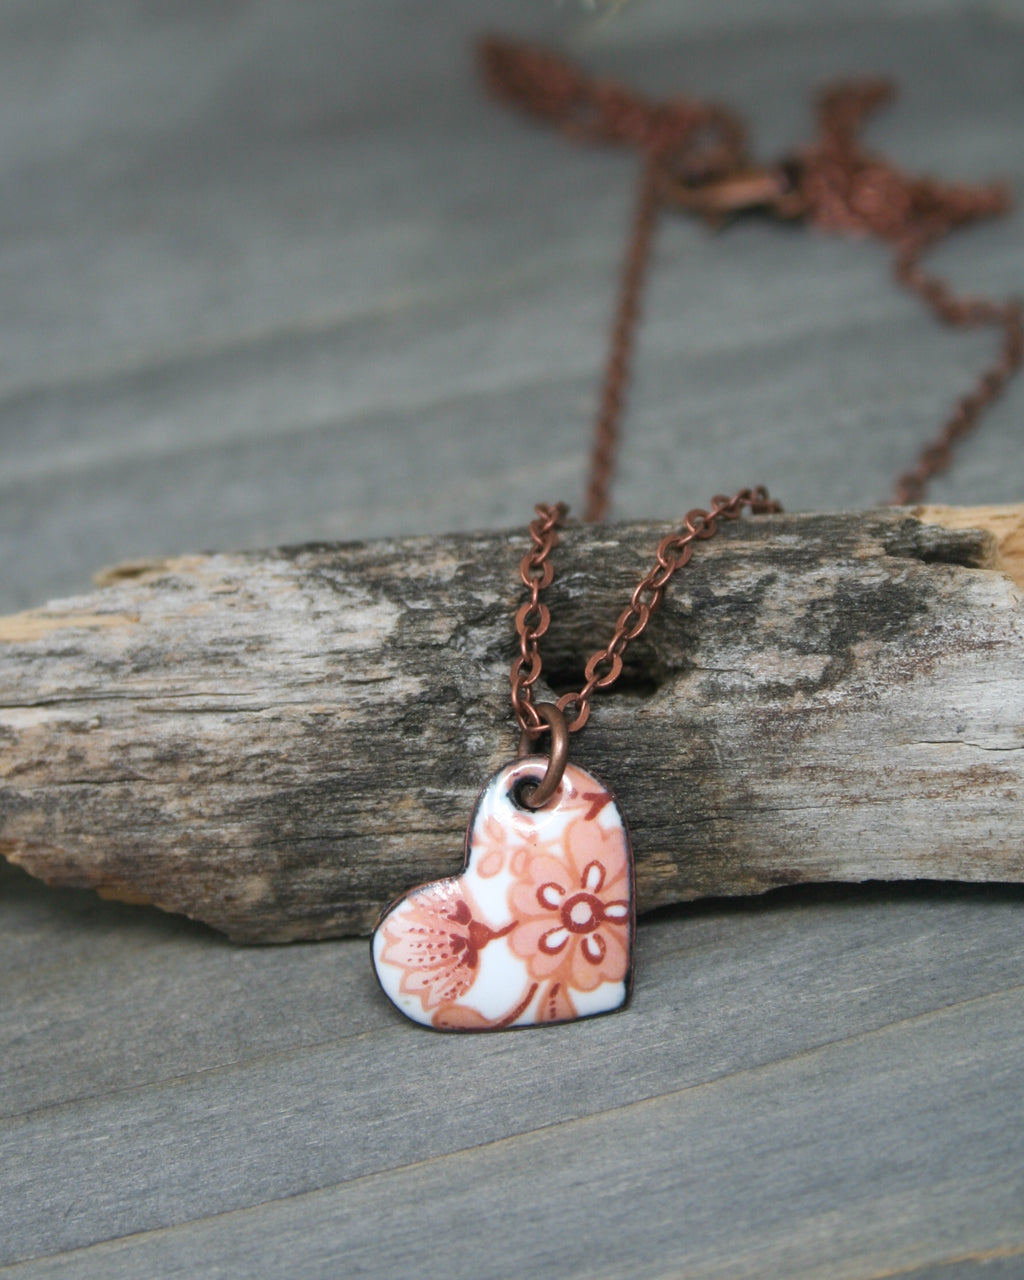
[371,759,634,1030]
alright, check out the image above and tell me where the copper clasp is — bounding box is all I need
[667,159,806,225]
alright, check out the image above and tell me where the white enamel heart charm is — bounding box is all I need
[371,759,634,1031]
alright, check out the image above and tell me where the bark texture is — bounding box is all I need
[1,506,1022,941]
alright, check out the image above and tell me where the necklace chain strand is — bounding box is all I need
[484,37,1022,742]
[512,487,782,737]
[480,37,1023,518]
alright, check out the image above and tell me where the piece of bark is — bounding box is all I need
[1,506,1022,942]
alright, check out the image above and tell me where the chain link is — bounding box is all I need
[512,488,782,735]
[510,501,568,734]
[484,38,1020,742]
[481,38,1023,520]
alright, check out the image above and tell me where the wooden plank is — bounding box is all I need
[4,284,1018,613]
[2,2,1024,1277]
[96,990,1015,1280]
[3,3,1019,407]
[1,8,1022,613]
[3,865,1024,1267]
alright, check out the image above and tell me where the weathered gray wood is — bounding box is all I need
[3,853,1024,1270]
[3,1,1024,1277]
[1,3,1022,611]
[14,993,1024,1279]
[3,506,1023,942]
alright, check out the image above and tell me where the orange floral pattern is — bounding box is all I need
[471,809,538,878]
[372,759,634,1031]
[508,820,630,995]
[376,878,513,1012]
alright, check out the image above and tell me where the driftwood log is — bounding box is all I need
[1,505,1023,942]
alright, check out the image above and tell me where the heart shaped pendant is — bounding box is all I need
[371,758,634,1030]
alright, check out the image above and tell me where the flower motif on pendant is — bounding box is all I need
[378,880,512,1012]
[472,810,539,878]
[507,815,630,993]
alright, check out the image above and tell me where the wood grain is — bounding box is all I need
[4,861,1024,1273]
[2,506,1022,941]
[4,1,1024,1276]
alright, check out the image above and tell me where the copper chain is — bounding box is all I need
[480,37,1022,517]
[512,487,782,737]
[480,37,1022,741]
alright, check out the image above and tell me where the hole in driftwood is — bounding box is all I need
[542,661,666,701]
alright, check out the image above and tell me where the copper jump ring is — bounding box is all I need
[516,702,570,808]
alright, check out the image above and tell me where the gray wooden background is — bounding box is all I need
[3,0,1024,1276]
